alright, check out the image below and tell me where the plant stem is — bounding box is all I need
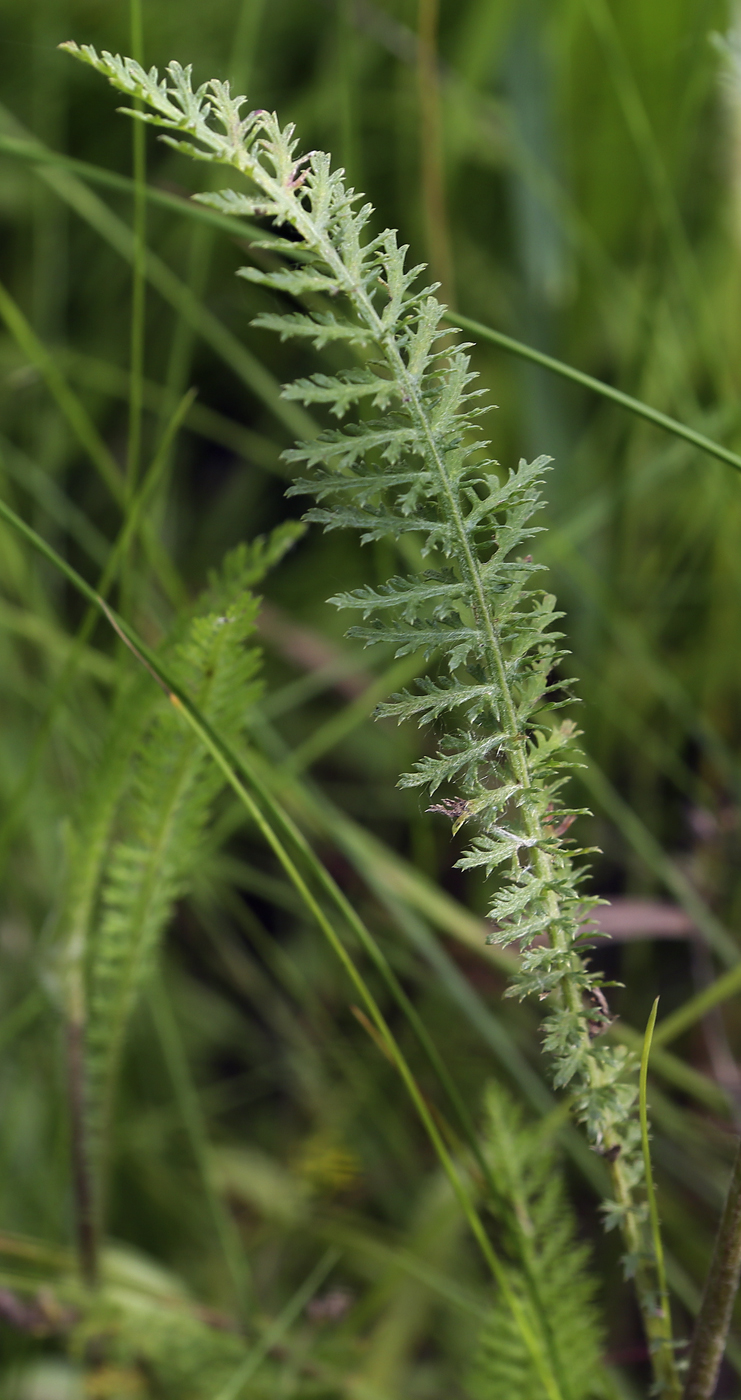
[684,1136,741,1400]
[0,484,564,1399]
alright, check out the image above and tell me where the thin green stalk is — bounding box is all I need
[640,998,677,1396]
[683,1138,741,1399]
[615,1023,731,1118]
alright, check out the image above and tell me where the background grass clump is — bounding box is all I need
[2,2,741,1398]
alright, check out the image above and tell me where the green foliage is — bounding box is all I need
[85,567,260,1164]
[469,1086,609,1400]
[66,1248,250,1400]
[3,6,741,1399]
[61,44,687,1390]
[63,36,643,1229]
[56,523,302,1200]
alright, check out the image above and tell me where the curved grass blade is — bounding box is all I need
[0,487,566,1400]
[450,312,741,477]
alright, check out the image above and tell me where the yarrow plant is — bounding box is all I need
[61,42,685,1397]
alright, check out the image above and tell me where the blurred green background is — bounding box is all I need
[1,1,741,1396]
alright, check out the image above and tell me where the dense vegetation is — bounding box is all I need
[1,2,741,1398]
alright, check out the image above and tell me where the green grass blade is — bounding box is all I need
[212,1249,340,1400]
[450,312,741,476]
[0,486,565,1400]
[653,964,741,1050]
[614,1023,730,1117]
[0,277,124,504]
[0,433,109,568]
